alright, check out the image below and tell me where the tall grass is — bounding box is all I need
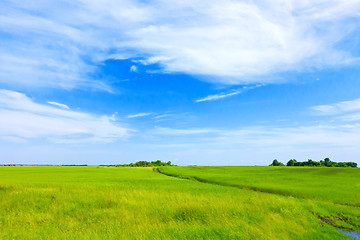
[159,166,360,234]
[0,166,355,239]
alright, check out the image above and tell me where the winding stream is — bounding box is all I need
[337,229,360,239]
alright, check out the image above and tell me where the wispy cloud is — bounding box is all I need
[195,84,264,102]
[153,114,171,119]
[151,127,219,135]
[195,90,242,102]
[311,98,360,115]
[152,112,194,122]
[0,89,131,143]
[147,123,360,157]
[341,113,360,122]
[47,101,70,110]
[0,0,359,89]
[126,112,152,119]
[121,0,360,80]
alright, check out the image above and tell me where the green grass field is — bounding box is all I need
[0,166,359,239]
[159,166,360,206]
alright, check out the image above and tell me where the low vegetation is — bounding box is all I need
[113,160,174,167]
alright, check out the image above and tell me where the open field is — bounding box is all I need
[0,166,359,239]
[159,166,360,206]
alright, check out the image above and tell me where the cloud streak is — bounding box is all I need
[0,89,131,143]
[148,123,360,156]
[139,122,360,165]
[195,84,264,102]
[195,91,242,102]
[311,98,360,115]
[47,101,70,110]
[151,127,219,135]
[126,112,152,119]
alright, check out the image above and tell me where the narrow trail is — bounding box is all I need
[155,167,299,196]
[154,167,360,209]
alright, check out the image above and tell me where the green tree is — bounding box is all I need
[269,159,284,166]
[287,159,297,166]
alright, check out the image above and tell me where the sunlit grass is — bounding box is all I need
[159,166,360,206]
[0,166,356,239]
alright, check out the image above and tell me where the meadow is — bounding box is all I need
[158,166,360,206]
[0,166,358,239]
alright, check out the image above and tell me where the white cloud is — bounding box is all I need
[126,0,360,81]
[0,89,130,143]
[126,112,152,119]
[47,101,70,109]
[216,125,360,148]
[311,98,360,115]
[152,112,194,122]
[129,65,138,72]
[0,136,28,143]
[146,123,360,164]
[341,113,360,122]
[138,56,172,65]
[151,127,219,135]
[195,90,242,102]
[153,114,172,119]
[114,120,360,166]
[0,0,359,88]
[195,84,264,102]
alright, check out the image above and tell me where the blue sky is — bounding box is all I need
[1,0,360,165]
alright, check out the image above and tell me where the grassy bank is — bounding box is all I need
[0,166,357,239]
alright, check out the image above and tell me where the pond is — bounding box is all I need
[337,229,360,239]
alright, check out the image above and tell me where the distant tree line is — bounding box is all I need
[113,160,174,167]
[270,158,357,168]
[61,164,88,166]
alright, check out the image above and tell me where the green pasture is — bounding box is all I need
[0,166,358,239]
[158,166,360,206]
